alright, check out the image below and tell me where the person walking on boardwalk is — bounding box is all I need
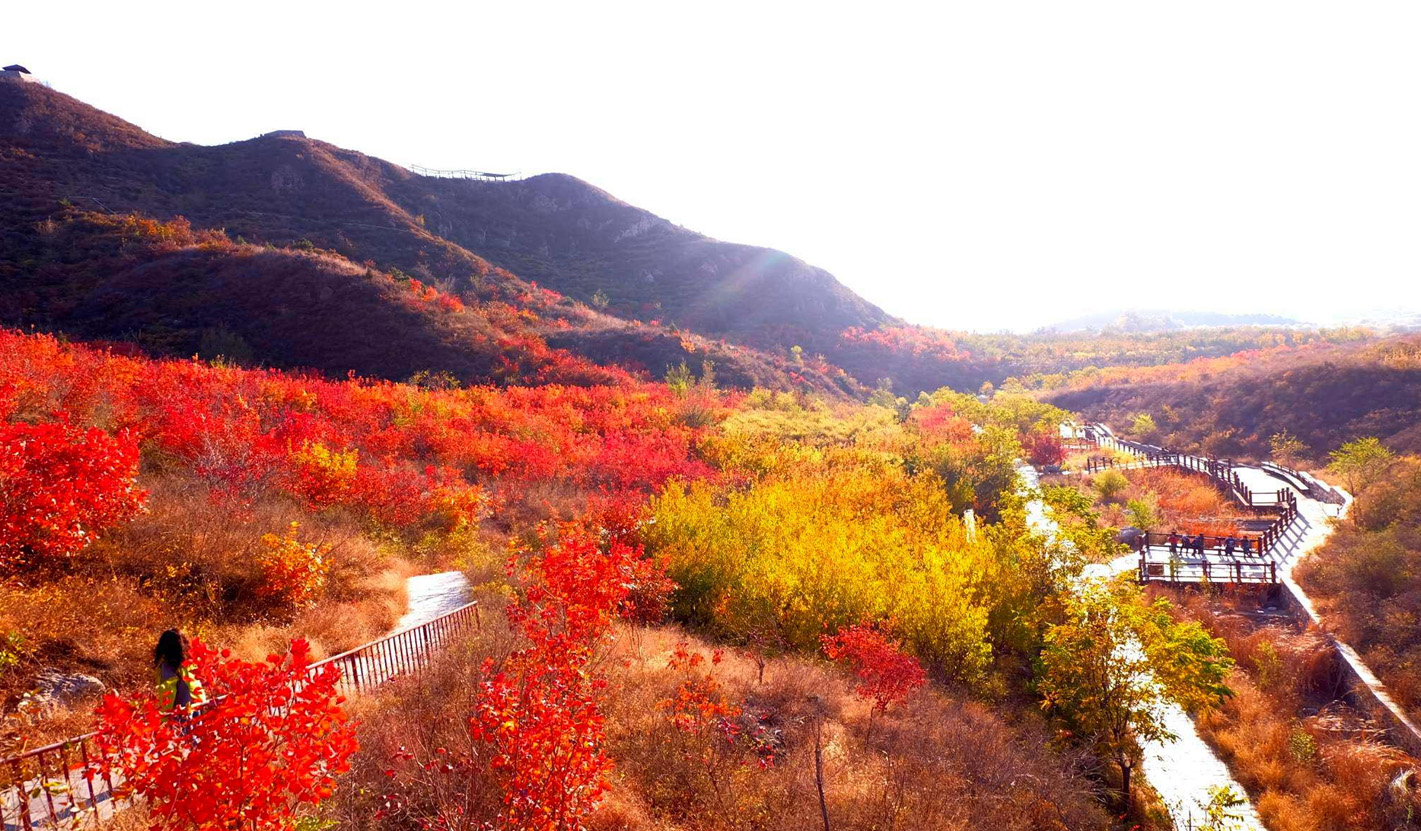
[1195,533,1207,556]
[154,629,207,713]
[1168,531,1180,556]
[1224,536,1236,558]
[1241,536,1253,557]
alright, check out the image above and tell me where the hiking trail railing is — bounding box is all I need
[1074,424,1301,586]
[1,602,480,830]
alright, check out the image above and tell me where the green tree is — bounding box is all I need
[1038,583,1232,813]
[924,425,1021,521]
[1092,469,1129,503]
[1268,430,1309,468]
[665,361,694,393]
[1198,785,1247,831]
[1130,413,1159,440]
[1041,485,1126,564]
[1125,496,1159,530]
[590,289,610,310]
[1327,437,1394,495]
[697,360,717,390]
[867,379,909,421]
[198,325,254,365]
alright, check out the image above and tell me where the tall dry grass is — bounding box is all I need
[1165,589,1421,831]
[0,472,408,754]
[332,618,1115,831]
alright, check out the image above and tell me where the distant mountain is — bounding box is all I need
[1042,310,1301,333]
[0,81,860,394]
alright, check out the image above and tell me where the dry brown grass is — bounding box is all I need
[331,618,1115,831]
[0,472,409,755]
[1163,589,1421,831]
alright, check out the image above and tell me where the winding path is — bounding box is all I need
[1020,464,1267,830]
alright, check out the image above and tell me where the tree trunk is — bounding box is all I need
[815,717,832,831]
[1120,762,1133,815]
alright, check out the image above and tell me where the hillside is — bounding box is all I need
[1045,336,1421,461]
[378,171,896,349]
[0,81,857,394]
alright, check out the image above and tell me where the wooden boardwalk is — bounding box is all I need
[1074,423,1302,587]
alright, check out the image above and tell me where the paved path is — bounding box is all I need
[396,571,472,631]
[1021,464,1266,830]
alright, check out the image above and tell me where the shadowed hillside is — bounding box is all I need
[378,172,896,349]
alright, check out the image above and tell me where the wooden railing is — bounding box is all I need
[1075,424,1301,586]
[408,165,522,181]
[1,602,480,830]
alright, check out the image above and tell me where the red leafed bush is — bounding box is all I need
[0,330,719,538]
[0,419,147,570]
[461,528,672,829]
[1023,429,1068,466]
[660,644,743,741]
[821,624,927,714]
[94,638,357,831]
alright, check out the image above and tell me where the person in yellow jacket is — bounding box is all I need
[153,629,208,712]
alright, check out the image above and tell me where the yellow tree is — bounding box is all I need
[1037,582,1232,813]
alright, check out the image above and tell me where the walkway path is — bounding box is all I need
[396,571,472,631]
[1021,464,1266,830]
[1233,467,1421,757]
[1079,424,1421,770]
[2,571,476,830]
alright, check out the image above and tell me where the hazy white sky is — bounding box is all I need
[9,2,1421,331]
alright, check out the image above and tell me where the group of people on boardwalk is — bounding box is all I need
[1165,531,1256,558]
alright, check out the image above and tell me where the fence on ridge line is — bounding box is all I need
[1,602,480,830]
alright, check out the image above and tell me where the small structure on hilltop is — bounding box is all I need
[262,129,307,138]
[1,64,39,83]
[409,164,523,182]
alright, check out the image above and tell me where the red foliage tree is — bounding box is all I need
[458,527,673,830]
[661,643,742,741]
[1023,429,1067,467]
[821,624,927,714]
[0,419,147,570]
[94,638,357,831]
[659,643,776,771]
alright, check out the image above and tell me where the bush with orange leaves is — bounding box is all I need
[256,522,330,609]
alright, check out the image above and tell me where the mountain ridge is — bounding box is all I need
[0,81,862,394]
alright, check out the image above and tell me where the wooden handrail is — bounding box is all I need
[1,601,479,829]
[1073,422,1301,585]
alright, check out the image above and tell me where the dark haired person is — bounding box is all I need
[1224,536,1236,558]
[1195,534,1207,557]
[1167,531,1180,556]
[1241,536,1253,557]
[154,629,207,712]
